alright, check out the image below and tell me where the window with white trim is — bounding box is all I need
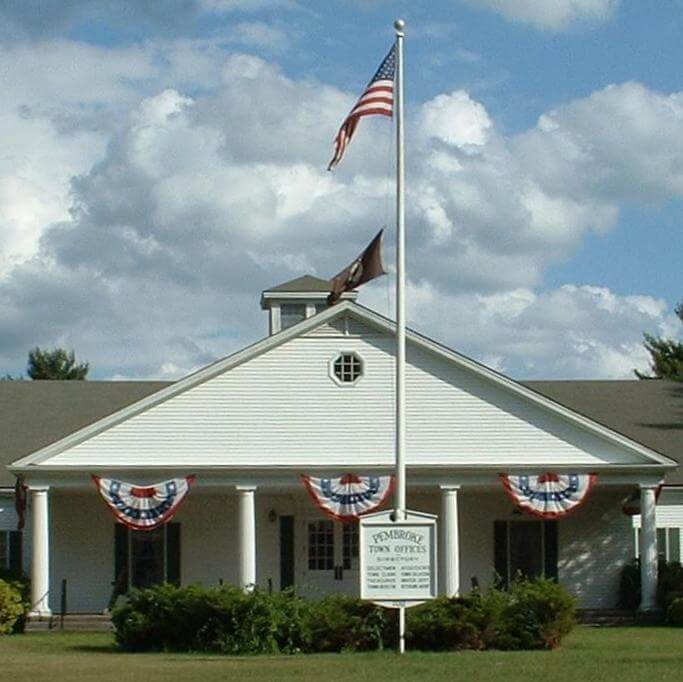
[308,520,334,570]
[636,527,682,563]
[332,352,363,385]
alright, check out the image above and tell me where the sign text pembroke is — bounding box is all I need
[360,510,437,604]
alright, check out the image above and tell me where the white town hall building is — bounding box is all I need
[0,276,681,618]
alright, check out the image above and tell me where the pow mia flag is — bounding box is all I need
[328,229,386,305]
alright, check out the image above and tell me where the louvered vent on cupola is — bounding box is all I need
[260,275,358,335]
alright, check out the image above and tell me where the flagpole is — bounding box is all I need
[394,18,406,524]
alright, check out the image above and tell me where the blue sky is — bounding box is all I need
[0,0,681,380]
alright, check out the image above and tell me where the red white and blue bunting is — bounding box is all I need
[301,474,394,522]
[92,475,195,531]
[500,472,597,518]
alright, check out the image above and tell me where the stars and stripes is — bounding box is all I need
[500,472,597,518]
[92,475,195,531]
[327,44,395,170]
[301,473,394,521]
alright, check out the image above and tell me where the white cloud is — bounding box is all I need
[0,38,681,381]
[419,91,492,148]
[465,0,621,31]
[391,282,678,379]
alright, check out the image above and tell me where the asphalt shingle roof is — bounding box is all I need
[0,381,170,486]
[263,275,331,293]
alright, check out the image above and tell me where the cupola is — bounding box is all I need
[260,275,358,335]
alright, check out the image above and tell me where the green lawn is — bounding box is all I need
[1,627,682,681]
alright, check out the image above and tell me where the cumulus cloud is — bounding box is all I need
[463,0,620,31]
[0,37,681,380]
[363,282,678,379]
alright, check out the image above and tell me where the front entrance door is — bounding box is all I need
[113,523,181,601]
[297,517,360,597]
[131,527,165,588]
[493,519,558,587]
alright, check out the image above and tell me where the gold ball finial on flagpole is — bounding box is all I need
[394,18,405,33]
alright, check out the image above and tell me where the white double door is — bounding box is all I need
[296,515,360,598]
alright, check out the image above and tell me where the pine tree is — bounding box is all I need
[635,301,683,381]
[27,347,89,380]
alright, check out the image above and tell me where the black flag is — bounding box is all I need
[328,229,386,305]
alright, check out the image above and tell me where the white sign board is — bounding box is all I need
[359,509,437,606]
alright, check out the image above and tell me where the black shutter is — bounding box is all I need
[166,523,181,586]
[494,521,509,589]
[279,516,295,591]
[544,520,559,581]
[114,524,129,588]
[9,531,22,578]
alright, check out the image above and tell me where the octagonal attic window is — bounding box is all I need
[332,352,363,385]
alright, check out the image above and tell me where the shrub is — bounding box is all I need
[306,595,388,652]
[407,579,575,652]
[112,585,387,654]
[113,584,315,653]
[666,597,683,626]
[618,560,641,610]
[495,578,576,650]
[0,580,25,635]
[619,559,683,611]
[112,578,576,654]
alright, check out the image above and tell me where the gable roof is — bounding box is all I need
[7,301,679,473]
[264,275,331,293]
[0,381,170,487]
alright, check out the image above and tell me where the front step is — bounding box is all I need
[26,614,113,633]
[577,608,662,626]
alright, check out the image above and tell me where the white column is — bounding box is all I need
[30,487,51,617]
[236,486,257,591]
[639,484,658,611]
[440,486,460,597]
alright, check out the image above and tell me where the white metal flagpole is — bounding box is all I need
[394,18,406,524]
[394,17,407,657]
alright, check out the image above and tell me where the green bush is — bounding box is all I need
[408,579,575,651]
[666,597,683,626]
[306,595,388,652]
[0,580,25,635]
[619,559,683,611]
[495,578,576,650]
[112,579,576,654]
[113,584,315,653]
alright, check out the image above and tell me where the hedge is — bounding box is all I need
[0,579,27,635]
[112,578,575,653]
[618,559,683,611]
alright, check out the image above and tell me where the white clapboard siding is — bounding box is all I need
[46,321,646,467]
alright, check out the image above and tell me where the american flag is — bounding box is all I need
[327,44,396,171]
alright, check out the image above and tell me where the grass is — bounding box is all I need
[0,627,682,681]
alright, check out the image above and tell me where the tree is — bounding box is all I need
[635,301,683,381]
[27,347,89,380]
